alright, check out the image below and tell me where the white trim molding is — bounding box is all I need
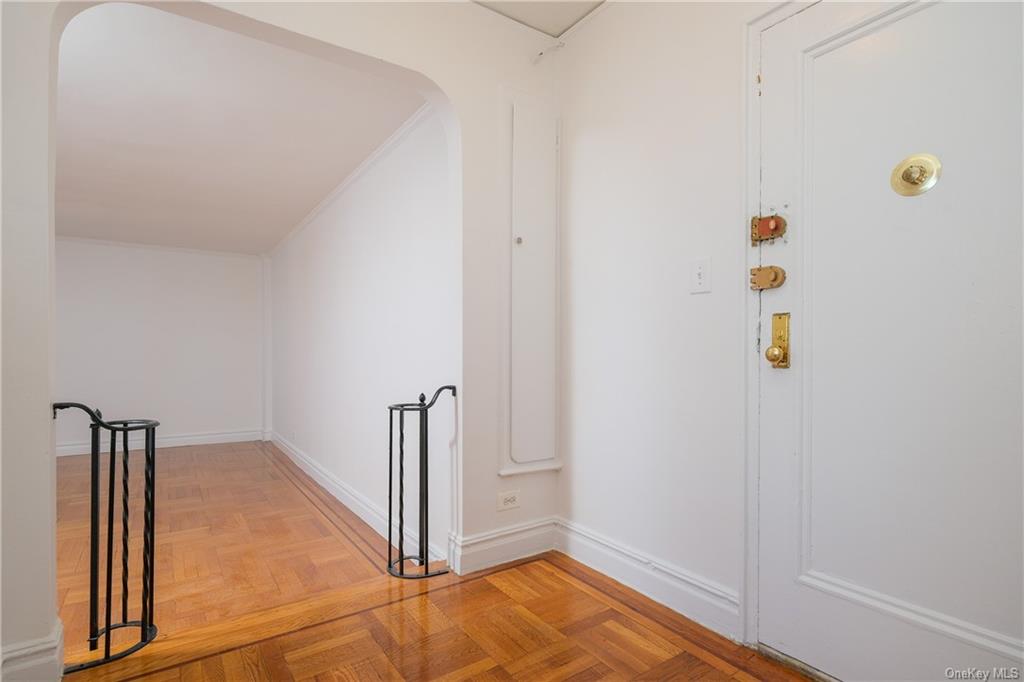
[56,429,264,456]
[449,515,741,640]
[271,103,435,254]
[261,254,273,442]
[799,570,1024,663]
[497,460,563,477]
[742,0,819,647]
[54,235,262,261]
[450,518,559,575]
[272,434,446,562]
[495,85,564,478]
[273,431,741,642]
[1,620,64,681]
[556,518,741,640]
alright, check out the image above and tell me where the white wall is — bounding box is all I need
[54,238,264,453]
[4,4,561,674]
[552,2,760,638]
[211,0,564,554]
[2,3,61,677]
[2,1,771,674]
[271,107,459,560]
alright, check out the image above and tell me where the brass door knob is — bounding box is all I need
[765,313,790,368]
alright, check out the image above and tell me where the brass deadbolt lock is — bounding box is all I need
[750,266,786,291]
[751,215,787,245]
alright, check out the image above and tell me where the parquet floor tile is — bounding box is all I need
[59,442,806,681]
[58,441,380,669]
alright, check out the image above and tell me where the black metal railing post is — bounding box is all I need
[104,430,116,659]
[145,424,156,635]
[387,385,455,580]
[418,393,428,569]
[398,409,405,576]
[53,402,160,673]
[387,412,394,577]
[88,421,100,652]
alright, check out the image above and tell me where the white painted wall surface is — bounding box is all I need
[3,1,779,672]
[4,4,562,672]
[552,3,759,637]
[53,239,264,453]
[211,0,564,553]
[2,4,62,677]
[271,109,459,560]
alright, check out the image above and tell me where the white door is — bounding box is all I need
[756,2,1023,679]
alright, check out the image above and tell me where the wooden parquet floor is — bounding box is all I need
[58,442,805,681]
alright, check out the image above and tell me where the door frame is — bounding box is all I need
[741,0,820,647]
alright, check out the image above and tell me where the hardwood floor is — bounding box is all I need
[58,441,383,669]
[58,442,804,681]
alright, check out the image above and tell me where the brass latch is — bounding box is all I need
[750,266,786,291]
[764,313,790,369]
[751,215,787,245]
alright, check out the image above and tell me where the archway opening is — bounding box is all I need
[52,2,462,670]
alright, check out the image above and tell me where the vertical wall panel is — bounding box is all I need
[509,98,558,464]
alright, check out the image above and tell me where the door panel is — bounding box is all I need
[758,2,1023,678]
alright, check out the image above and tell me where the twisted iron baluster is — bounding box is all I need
[121,430,130,623]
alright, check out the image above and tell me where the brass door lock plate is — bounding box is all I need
[751,215,787,245]
[750,266,786,291]
[764,312,790,368]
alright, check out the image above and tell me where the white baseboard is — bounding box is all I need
[555,517,741,639]
[450,518,559,575]
[56,429,264,456]
[448,514,740,639]
[272,432,739,641]
[1,620,63,681]
[271,433,445,561]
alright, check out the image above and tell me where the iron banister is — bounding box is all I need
[53,401,159,431]
[387,384,456,412]
[52,401,159,674]
[387,384,456,580]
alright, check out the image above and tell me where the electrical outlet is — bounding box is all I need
[497,490,520,511]
[690,257,712,294]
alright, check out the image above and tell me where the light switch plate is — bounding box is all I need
[690,258,711,294]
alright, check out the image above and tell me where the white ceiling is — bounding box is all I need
[477,1,603,38]
[56,3,425,254]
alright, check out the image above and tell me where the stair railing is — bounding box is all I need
[53,402,159,674]
[387,385,456,579]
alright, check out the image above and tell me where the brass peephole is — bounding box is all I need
[891,153,941,196]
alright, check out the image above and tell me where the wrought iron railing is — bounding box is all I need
[53,402,159,674]
[387,385,456,579]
